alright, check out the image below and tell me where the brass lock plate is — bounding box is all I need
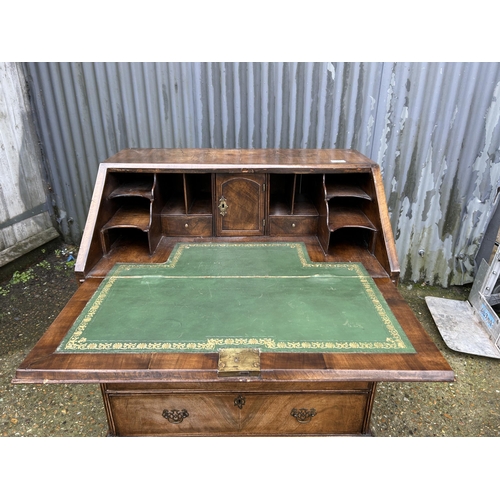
[218,348,260,377]
[218,196,229,216]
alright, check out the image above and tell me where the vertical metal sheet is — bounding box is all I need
[374,62,500,286]
[0,62,57,267]
[22,62,500,286]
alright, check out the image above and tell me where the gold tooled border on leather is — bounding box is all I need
[58,243,414,353]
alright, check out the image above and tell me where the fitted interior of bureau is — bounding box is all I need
[79,169,395,281]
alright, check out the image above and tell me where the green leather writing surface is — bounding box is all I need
[57,243,415,353]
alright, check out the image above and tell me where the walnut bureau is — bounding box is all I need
[13,149,454,436]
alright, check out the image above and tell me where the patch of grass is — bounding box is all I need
[0,261,39,297]
[54,260,75,272]
[0,245,79,298]
[0,268,36,296]
[10,269,35,285]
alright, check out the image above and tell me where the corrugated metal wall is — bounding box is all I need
[0,62,58,267]
[373,63,500,286]
[22,62,500,286]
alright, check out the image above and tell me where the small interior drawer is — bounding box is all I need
[162,215,213,236]
[269,216,318,236]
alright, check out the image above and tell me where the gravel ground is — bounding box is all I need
[1,240,499,438]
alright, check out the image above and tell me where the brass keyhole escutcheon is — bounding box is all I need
[234,395,246,409]
[218,196,229,216]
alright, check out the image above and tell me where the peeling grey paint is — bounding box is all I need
[21,62,500,286]
[376,62,500,286]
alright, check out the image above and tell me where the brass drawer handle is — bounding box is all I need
[162,409,189,424]
[290,408,317,424]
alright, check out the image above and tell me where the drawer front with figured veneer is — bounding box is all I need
[108,394,240,436]
[239,393,371,435]
[106,390,373,436]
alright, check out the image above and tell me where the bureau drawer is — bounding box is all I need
[108,394,239,436]
[240,393,370,435]
[269,215,318,236]
[106,391,371,436]
[162,215,213,236]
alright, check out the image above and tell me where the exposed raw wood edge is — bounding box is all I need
[75,164,108,279]
[372,165,400,279]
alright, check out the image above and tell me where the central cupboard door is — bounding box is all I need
[215,174,267,236]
